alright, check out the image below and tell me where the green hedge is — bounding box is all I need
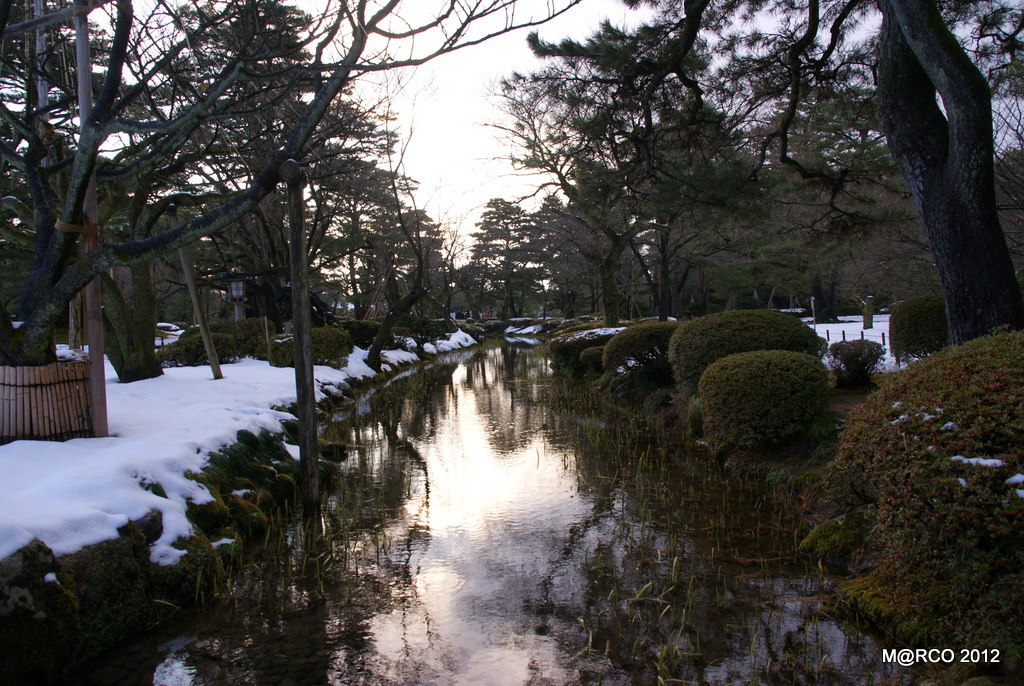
[821,331,1024,657]
[232,317,272,360]
[889,294,947,362]
[668,309,825,398]
[826,339,886,388]
[157,332,238,367]
[546,326,624,377]
[337,319,384,349]
[268,326,354,368]
[602,321,679,388]
[698,350,829,448]
[177,318,272,360]
[579,346,606,375]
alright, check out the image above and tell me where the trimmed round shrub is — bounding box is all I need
[826,339,885,388]
[158,332,237,367]
[553,317,605,335]
[267,326,353,368]
[698,350,829,448]
[579,345,606,375]
[394,314,450,347]
[669,309,826,398]
[546,326,625,377]
[233,317,273,360]
[602,320,679,388]
[337,319,383,349]
[822,331,1024,656]
[889,294,947,362]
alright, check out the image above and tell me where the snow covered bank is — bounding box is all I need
[0,330,478,565]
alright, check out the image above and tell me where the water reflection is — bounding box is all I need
[83,342,906,686]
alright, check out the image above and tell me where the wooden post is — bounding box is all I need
[169,206,223,380]
[281,159,319,516]
[74,0,107,437]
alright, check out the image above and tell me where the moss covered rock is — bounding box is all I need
[798,511,872,569]
[0,540,81,684]
[61,523,153,663]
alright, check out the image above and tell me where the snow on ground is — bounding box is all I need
[0,330,477,565]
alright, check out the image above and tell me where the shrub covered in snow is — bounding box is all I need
[546,327,625,377]
[822,330,1024,656]
[668,309,826,398]
[698,350,829,448]
[552,317,605,335]
[267,326,353,368]
[601,320,679,388]
[826,339,885,388]
[889,294,947,362]
[158,332,238,367]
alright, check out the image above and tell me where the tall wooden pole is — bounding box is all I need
[281,159,319,516]
[74,0,107,437]
[169,206,223,380]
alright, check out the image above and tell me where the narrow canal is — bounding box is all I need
[84,342,904,685]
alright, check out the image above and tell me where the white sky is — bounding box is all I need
[362,0,653,236]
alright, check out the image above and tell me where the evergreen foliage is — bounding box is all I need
[267,327,353,368]
[821,331,1024,658]
[546,327,624,377]
[889,294,948,362]
[668,309,825,398]
[602,320,679,387]
[826,339,886,388]
[698,350,829,448]
[337,319,384,349]
[158,332,238,367]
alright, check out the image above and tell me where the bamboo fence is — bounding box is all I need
[1,361,93,444]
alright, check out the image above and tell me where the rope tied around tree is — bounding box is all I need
[55,219,99,237]
[71,0,97,17]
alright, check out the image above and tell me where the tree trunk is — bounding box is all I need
[366,287,431,372]
[101,266,163,383]
[877,0,1024,343]
[810,268,840,322]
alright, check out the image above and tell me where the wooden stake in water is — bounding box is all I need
[282,159,319,516]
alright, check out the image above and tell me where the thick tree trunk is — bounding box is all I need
[877,0,1024,344]
[101,266,163,383]
[366,287,431,372]
[598,255,621,326]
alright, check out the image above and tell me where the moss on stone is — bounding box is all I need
[62,523,152,664]
[224,493,269,539]
[185,485,231,532]
[149,533,217,607]
[0,540,81,684]
[798,511,871,567]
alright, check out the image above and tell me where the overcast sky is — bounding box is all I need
[362,0,653,237]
